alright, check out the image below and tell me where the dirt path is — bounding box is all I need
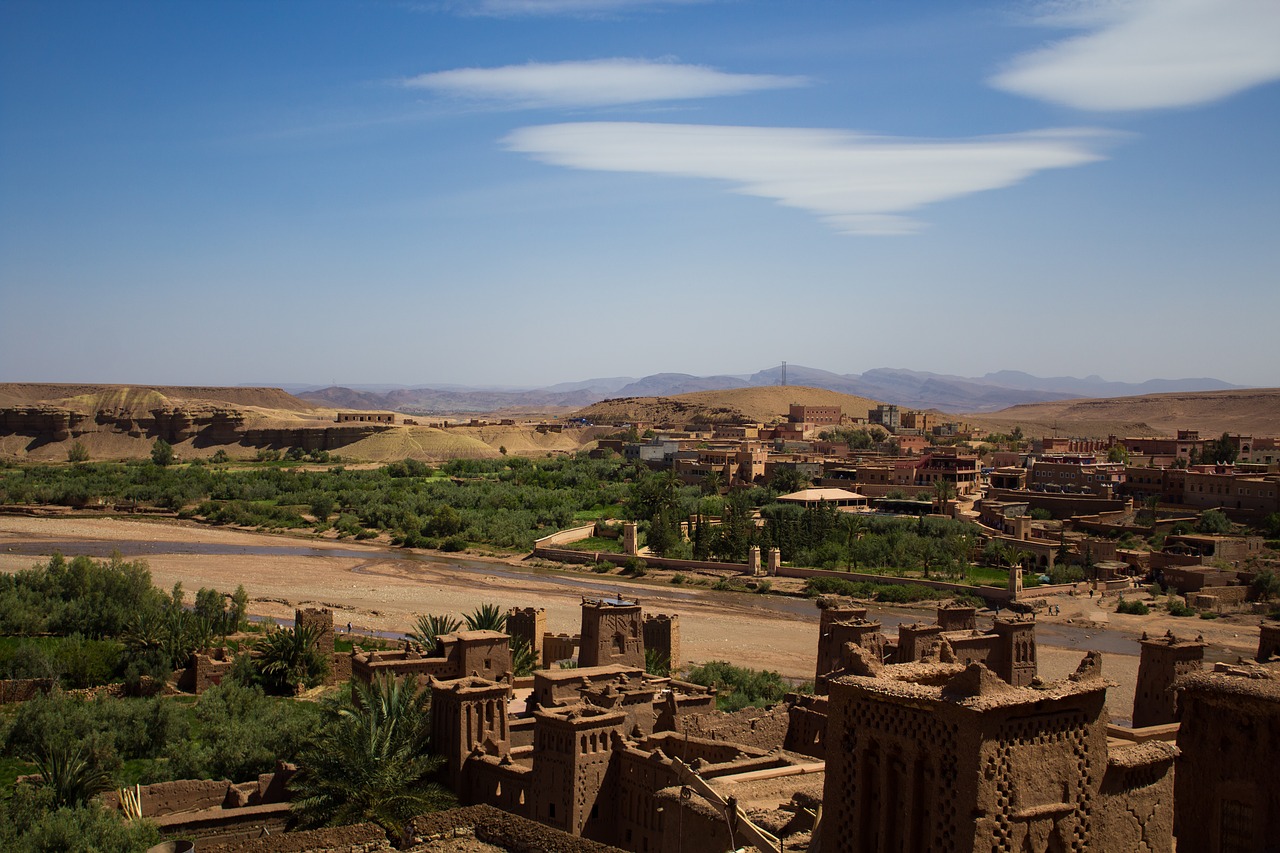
[0,514,1264,723]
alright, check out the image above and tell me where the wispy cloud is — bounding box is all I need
[417,0,710,18]
[991,0,1280,110]
[504,122,1114,235]
[402,59,807,109]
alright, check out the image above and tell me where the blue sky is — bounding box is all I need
[2,0,1278,389]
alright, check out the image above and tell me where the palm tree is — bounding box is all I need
[26,740,113,808]
[645,648,671,677]
[255,624,328,694]
[464,603,506,633]
[407,614,462,652]
[933,479,957,508]
[510,635,537,677]
[291,676,454,833]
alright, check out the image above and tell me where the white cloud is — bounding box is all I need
[991,0,1280,110]
[503,122,1114,235]
[403,59,807,108]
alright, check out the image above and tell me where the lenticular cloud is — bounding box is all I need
[991,0,1280,111]
[504,122,1113,235]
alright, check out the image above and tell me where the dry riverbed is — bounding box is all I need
[0,514,1264,723]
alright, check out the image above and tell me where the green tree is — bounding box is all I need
[1250,569,1280,602]
[1106,445,1130,464]
[1207,432,1238,465]
[150,439,174,467]
[291,677,454,832]
[66,441,89,464]
[1197,509,1232,535]
[770,465,810,495]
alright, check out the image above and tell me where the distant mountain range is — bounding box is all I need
[291,367,1247,416]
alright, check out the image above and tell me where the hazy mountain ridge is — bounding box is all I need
[295,366,1247,415]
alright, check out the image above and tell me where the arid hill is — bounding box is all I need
[0,383,604,463]
[964,388,1280,439]
[0,383,316,414]
[573,386,884,426]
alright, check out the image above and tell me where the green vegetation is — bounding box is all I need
[684,661,809,712]
[1251,569,1280,602]
[290,677,453,833]
[1197,509,1233,535]
[1116,598,1150,616]
[1166,598,1197,618]
[0,787,161,853]
[0,454,631,551]
[407,614,463,650]
[150,438,174,467]
[251,624,330,695]
[802,576,957,604]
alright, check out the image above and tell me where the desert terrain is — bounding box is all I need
[964,387,1280,438]
[0,514,1266,723]
[573,386,884,426]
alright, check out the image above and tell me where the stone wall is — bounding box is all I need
[407,803,624,852]
[202,822,389,853]
[0,678,53,704]
[673,703,791,751]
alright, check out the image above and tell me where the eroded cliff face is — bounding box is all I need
[0,404,379,452]
[0,407,91,441]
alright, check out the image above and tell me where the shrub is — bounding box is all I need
[670,573,687,585]
[621,557,647,577]
[1116,598,1150,616]
[684,661,791,712]
[592,561,614,574]
[440,536,467,552]
[1166,598,1196,617]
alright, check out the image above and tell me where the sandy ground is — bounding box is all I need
[0,514,1264,723]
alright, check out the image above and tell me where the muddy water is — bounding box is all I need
[4,536,1152,656]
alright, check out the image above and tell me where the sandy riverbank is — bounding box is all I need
[1,514,1264,722]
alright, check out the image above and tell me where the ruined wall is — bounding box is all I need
[508,607,547,663]
[671,703,791,751]
[615,747,677,853]
[199,822,389,853]
[0,678,53,704]
[176,648,234,694]
[642,613,680,669]
[1096,742,1176,853]
[1174,671,1280,852]
[1132,634,1205,728]
[466,755,533,818]
[295,607,335,657]
[543,633,579,667]
[1259,622,1280,662]
[784,694,829,758]
[407,804,622,853]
